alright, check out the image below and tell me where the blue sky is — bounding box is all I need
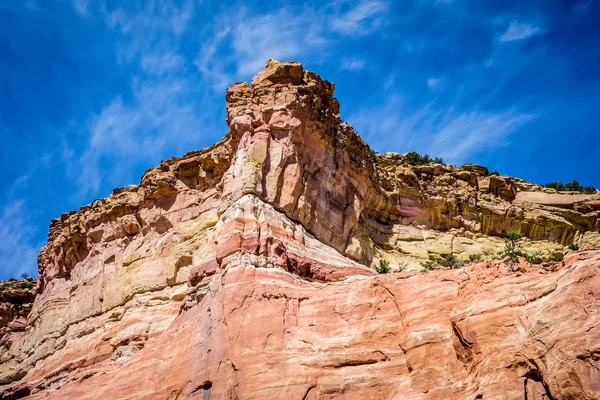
[1,0,599,279]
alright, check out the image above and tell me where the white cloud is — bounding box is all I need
[347,96,535,164]
[73,0,89,16]
[425,110,534,162]
[77,75,212,198]
[427,77,441,89]
[341,58,366,71]
[330,0,388,35]
[102,0,194,64]
[499,22,541,42]
[573,1,592,12]
[72,0,220,199]
[194,0,389,88]
[0,200,41,278]
[228,9,306,76]
[141,52,185,76]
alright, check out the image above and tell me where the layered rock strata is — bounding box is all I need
[1,60,599,399]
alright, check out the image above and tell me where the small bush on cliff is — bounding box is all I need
[19,282,34,290]
[404,151,445,166]
[469,254,483,262]
[545,180,596,194]
[397,260,410,272]
[461,166,474,172]
[503,230,523,269]
[488,170,500,176]
[375,259,391,274]
[441,254,465,269]
[369,148,378,163]
[569,243,579,251]
[420,260,440,272]
[524,251,544,264]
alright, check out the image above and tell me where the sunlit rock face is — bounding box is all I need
[1,60,599,400]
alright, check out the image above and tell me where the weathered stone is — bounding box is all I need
[1,60,600,399]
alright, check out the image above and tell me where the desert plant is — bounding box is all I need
[545,180,596,194]
[421,260,440,272]
[375,259,391,274]
[503,230,523,269]
[549,251,564,262]
[441,254,465,269]
[488,170,500,176]
[469,254,483,262]
[397,260,410,272]
[569,243,580,251]
[369,148,377,163]
[404,151,445,166]
[461,165,474,172]
[19,282,34,290]
[524,251,544,264]
[20,273,30,280]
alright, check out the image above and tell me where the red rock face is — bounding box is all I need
[1,60,600,399]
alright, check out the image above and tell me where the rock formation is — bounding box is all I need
[1,60,599,399]
[0,279,35,339]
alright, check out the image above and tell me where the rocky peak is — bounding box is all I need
[1,61,600,399]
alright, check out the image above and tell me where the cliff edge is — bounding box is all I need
[1,60,599,399]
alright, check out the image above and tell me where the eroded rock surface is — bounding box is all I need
[1,60,599,399]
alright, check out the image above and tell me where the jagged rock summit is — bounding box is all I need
[1,60,600,399]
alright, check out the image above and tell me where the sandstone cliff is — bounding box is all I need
[1,60,599,399]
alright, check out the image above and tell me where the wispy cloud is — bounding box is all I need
[76,75,211,198]
[140,52,185,76]
[341,58,366,71]
[427,77,441,89]
[348,95,535,164]
[425,109,535,161]
[0,200,41,278]
[73,0,89,16]
[194,0,389,89]
[573,1,592,12]
[71,0,217,199]
[330,0,388,35]
[499,21,542,42]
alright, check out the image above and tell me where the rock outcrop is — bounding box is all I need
[0,279,35,339]
[1,60,599,399]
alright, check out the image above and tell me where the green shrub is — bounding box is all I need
[469,254,483,262]
[369,148,377,163]
[19,282,34,290]
[420,260,440,272]
[569,243,579,251]
[503,230,523,269]
[549,251,564,262]
[488,170,500,176]
[375,259,391,274]
[397,260,409,272]
[524,251,544,264]
[545,180,596,193]
[404,151,445,166]
[462,166,474,172]
[441,254,465,269]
